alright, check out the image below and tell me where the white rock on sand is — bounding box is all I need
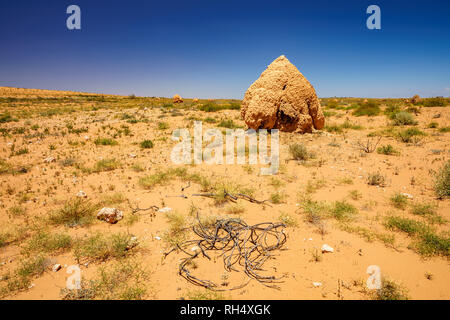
[97,207,123,224]
[321,244,334,253]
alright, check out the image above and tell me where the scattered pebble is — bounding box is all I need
[321,244,334,253]
[158,207,172,213]
[313,282,322,287]
[52,264,62,272]
[401,192,413,199]
[76,190,87,198]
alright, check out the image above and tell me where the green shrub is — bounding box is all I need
[391,111,417,126]
[49,198,98,227]
[74,233,137,262]
[140,140,154,149]
[94,137,118,146]
[367,172,386,186]
[434,161,450,198]
[94,158,120,172]
[157,122,169,130]
[353,102,381,116]
[397,128,426,143]
[289,143,314,161]
[374,279,409,300]
[384,216,429,236]
[422,97,446,107]
[377,144,399,155]
[329,201,358,221]
[390,193,408,210]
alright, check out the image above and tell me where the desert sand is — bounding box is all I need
[0,87,448,300]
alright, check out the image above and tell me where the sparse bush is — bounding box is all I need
[353,102,381,116]
[94,137,118,146]
[157,122,169,130]
[49,198,97,227]
[422,97,446,107]
[434,160,450,198]
[23,231,72,256]
[74,233,137,263]
[377,144,399,155]
[367,172,386,186]
[163,211,188,247]
[384,216,428,236]
[62,260,148,300]
[278,212,298,227]
[397,128,425,143]
[289,143,315,161]
[94,158,120,172]
[140,139,154,149]
[329,201,357,221]
[225,203,245,215]
[391,111,417,126]
[186,290,226,300]
[390,193,408,210]
[374,279,409,300]
[410,203,436,216]
[217,119,240,129]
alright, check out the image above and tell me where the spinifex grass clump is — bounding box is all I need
[49,198,98,227]
[289,143,315,161]
[434,160,450,198]
[390,111,417,126]
[397,128,426,143]
[353,101,381,116]
[94,137,118,146]
[139,139,154,149]
[384,216,449,257]
[74,233,137,262]
[377,144,399,155]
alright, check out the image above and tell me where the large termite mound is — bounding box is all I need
[241,55,324,133]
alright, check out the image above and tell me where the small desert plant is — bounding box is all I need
[157,122,169,130]
[357,136,382,153]
[390,193,408,210]
[384,216,429,236]
[163,211,188,247]
[348,190,362,200]
[139,139,154,149]
[390,111,417,126]
[427,122,439,129]
[186,289,226,300]
[49,198,97,227]
[289,143,315,161]
[377,144,399,155]
[225,203,245,215]
[94,137,118,146]
[22,231,72,256]
[397,128,425,143]
[74,233,137,263]
[278,212,298,227]
[367,172,386,186]
[217,119,240,129]
[422,97,446,107]
[270,191,285,204]
[62,259,148,300]
[410,202,436,217]
[94,158,120,172]
[353,101,381,116]
[434,160,450,198]
[374,278,409,300]
[329,200,358,221]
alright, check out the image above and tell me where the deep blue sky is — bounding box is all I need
[1,0,449,98]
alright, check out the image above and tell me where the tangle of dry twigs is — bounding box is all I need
[166,215,287,291]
